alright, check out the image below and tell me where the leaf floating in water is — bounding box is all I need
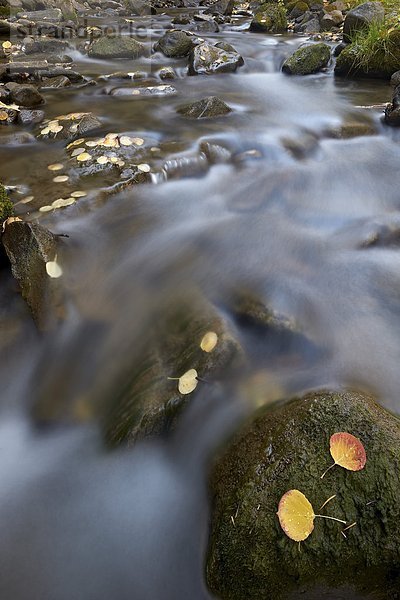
[200,331,218,353]
[321,432,366,479]
[277,490,346,542]
[48,163,64,171]
[53,175,69,183]
[39,205,54,213]
[67,139,85,149]
[138,163,150,173]
[70,191,87,198]
[119,135,133,146]
[46,259,63,279]
[132,137,144,146]
[2,41,12,49]
[97,156,109,165]
[168,369,199,395]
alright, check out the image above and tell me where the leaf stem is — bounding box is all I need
[314,514,347,525]
[320,462,336,479]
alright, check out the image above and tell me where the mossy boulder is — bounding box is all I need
[208,390,400,599]
[188,42,244,75]
[154,30,194,58]
[0,184,13,223]
[334,36,400,79]
[88,36,146,59]
[282,43,331,75]
[250,2,288,33]
[177,96,232,119]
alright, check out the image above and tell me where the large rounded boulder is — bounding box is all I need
[207,390,400,599]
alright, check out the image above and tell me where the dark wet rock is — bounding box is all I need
[16,7,62,20]
[103,293,245,445]
[205,0,234,15]
[0,184,14,223]
[88,36,146,59]
[39,75,71,89]
[200,140,232,164]
[208,390,400,600]
[188,42,244,76]
[384,86,400,126]
[7,82,44,106]
[343,1,385,43]
[171,14,191,25]
[158,66,176,80]
[177,96,232,119]
[17,107,45,125]
[154,30,194,58]
[390,70,400,88]
[301,16,320,33]
[282,43,331,75]
[109,84,177,97]
[0,60,49,82]
[1,220,64,329]
[193,14,220,33]
[23,37,71,55]
[333,41,347,57]
[37,112,102,141]
[251,2,288,33]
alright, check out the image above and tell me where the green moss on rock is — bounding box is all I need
[335,33,400,79]
[0,184,13,223]
[251,2,288,33]
[282,43,331,75]
[208,390,400,599]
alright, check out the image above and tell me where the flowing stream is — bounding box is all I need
[0,11,400,599]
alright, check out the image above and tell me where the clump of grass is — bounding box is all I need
[0,184,14,224]
[349,20,400,72]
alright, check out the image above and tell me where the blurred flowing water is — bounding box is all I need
[0,15,400,599]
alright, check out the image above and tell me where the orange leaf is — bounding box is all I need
[330,432,366,472]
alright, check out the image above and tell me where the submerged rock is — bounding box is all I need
[154,30,194,57]
[177,96,232,119]
[282,43,331,75]
[188,42,244,75]
[1,221,64,329]
[208,390,400,599]
[343,1,385,43]
[88,36,146,59]
[104,294,245,445]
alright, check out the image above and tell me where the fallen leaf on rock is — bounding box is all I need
[277,490,346,543]
[2,216,22,232]
[321,432,366,479]
[46,259,63,279]
[200,331,218,353]
[77,152,92,162]
[168,369,199,395]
